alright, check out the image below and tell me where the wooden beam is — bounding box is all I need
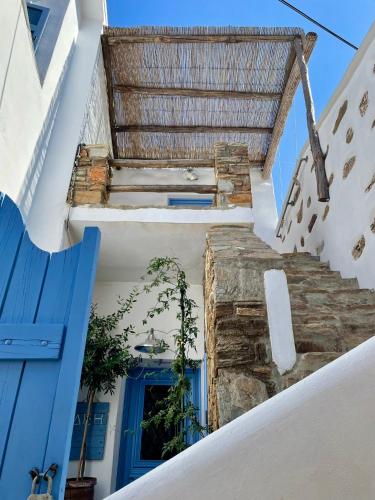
[101,35,119,158]
[110,158,265,168]
[112,85,282,101]
[107,34,300,45]
[109,158,215,168]
[114,125,273,134]
[294,37,329,202]
[109,184,218,194]
[262,32,317,179]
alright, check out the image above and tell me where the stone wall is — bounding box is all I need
[205,225,280,429]
[214,143,252,207]
[69,144,110,205]
[205,225,375,430]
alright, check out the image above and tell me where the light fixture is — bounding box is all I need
[183,167,199,181]
[134,328,168,354]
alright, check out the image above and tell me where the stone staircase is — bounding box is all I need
[205,226,375,429]
[282,253,375,387]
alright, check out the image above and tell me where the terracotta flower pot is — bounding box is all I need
[64,477,97,500]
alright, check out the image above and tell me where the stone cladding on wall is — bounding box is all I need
[205,225,375,430]
[69,144,110,205]
[214,143,252,207]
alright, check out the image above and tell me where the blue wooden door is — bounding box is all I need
[0,194,100,499]
[117,367,201,488]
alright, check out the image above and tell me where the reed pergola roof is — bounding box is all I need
[102,26,317,177]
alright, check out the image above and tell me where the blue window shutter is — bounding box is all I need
[26,3,49,50]
[168,197,213,207]
[70,403,110,461]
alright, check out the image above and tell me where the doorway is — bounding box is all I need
[116,366,201,487]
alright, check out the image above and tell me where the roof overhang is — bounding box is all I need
[101,26,316,177]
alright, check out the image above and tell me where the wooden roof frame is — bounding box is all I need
[102,28,317,175]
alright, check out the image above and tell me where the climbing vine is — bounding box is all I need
[141,257,207,456]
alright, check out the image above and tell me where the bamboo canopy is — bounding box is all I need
[102,26,316,177]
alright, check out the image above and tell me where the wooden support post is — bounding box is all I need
[262,33,316,179]
[294,38,329,202]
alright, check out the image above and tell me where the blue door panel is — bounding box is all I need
[117,367,201,488]
[0,194,100,499]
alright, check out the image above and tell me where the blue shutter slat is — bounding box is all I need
[69,402,110,461]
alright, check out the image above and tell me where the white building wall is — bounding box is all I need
[106,336,375,500]
[79,47,112,150]
[251,167,279,248]
[0,0,107,251]
[278,22,375,288]
[0,0,78,212]
[68,281,205,500]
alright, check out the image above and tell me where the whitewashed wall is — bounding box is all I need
[68,281,205,500]
[80,47,112,150]
[106,336,375,500]
[110,167,215,207]
[0,0,78,213]
[0,0,107,251]
[278,22,375,288]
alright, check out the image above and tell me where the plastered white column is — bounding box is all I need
[264,269,296,374]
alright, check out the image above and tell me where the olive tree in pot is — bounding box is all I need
[65,292,139,500]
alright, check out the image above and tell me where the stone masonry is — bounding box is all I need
[69,144,110,205]
[205,225,375,430]
[214,143,252,207]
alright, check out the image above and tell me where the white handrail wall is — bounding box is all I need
[107,336,375,500]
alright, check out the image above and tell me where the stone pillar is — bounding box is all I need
[70,144,110,205]
[204,225,282,430]
[214,143,252,207]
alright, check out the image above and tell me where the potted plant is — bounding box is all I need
[65,291,139,500]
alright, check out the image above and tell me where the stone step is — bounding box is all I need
[287,279,360,292]
[281,252,321,261]
[285,272,347,284]
[289,290,375,308]
[292,322,375,353]
[294,351,342,371]
[282,352,342,388]
[291,309,375,325]
[283,258,333,267]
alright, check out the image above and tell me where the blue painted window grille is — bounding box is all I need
[168,197,213,207]
[69,402,110,461]
[26,3,49,50]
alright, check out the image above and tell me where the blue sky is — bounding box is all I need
[107,0,374,211]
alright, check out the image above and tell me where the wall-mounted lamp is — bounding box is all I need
[183,167,199,182]
[134,328,168,354]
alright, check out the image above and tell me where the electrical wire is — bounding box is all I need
[277,0,358,50]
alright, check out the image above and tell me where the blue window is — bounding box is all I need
[168,197,213,207]
[26,3,49,50]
